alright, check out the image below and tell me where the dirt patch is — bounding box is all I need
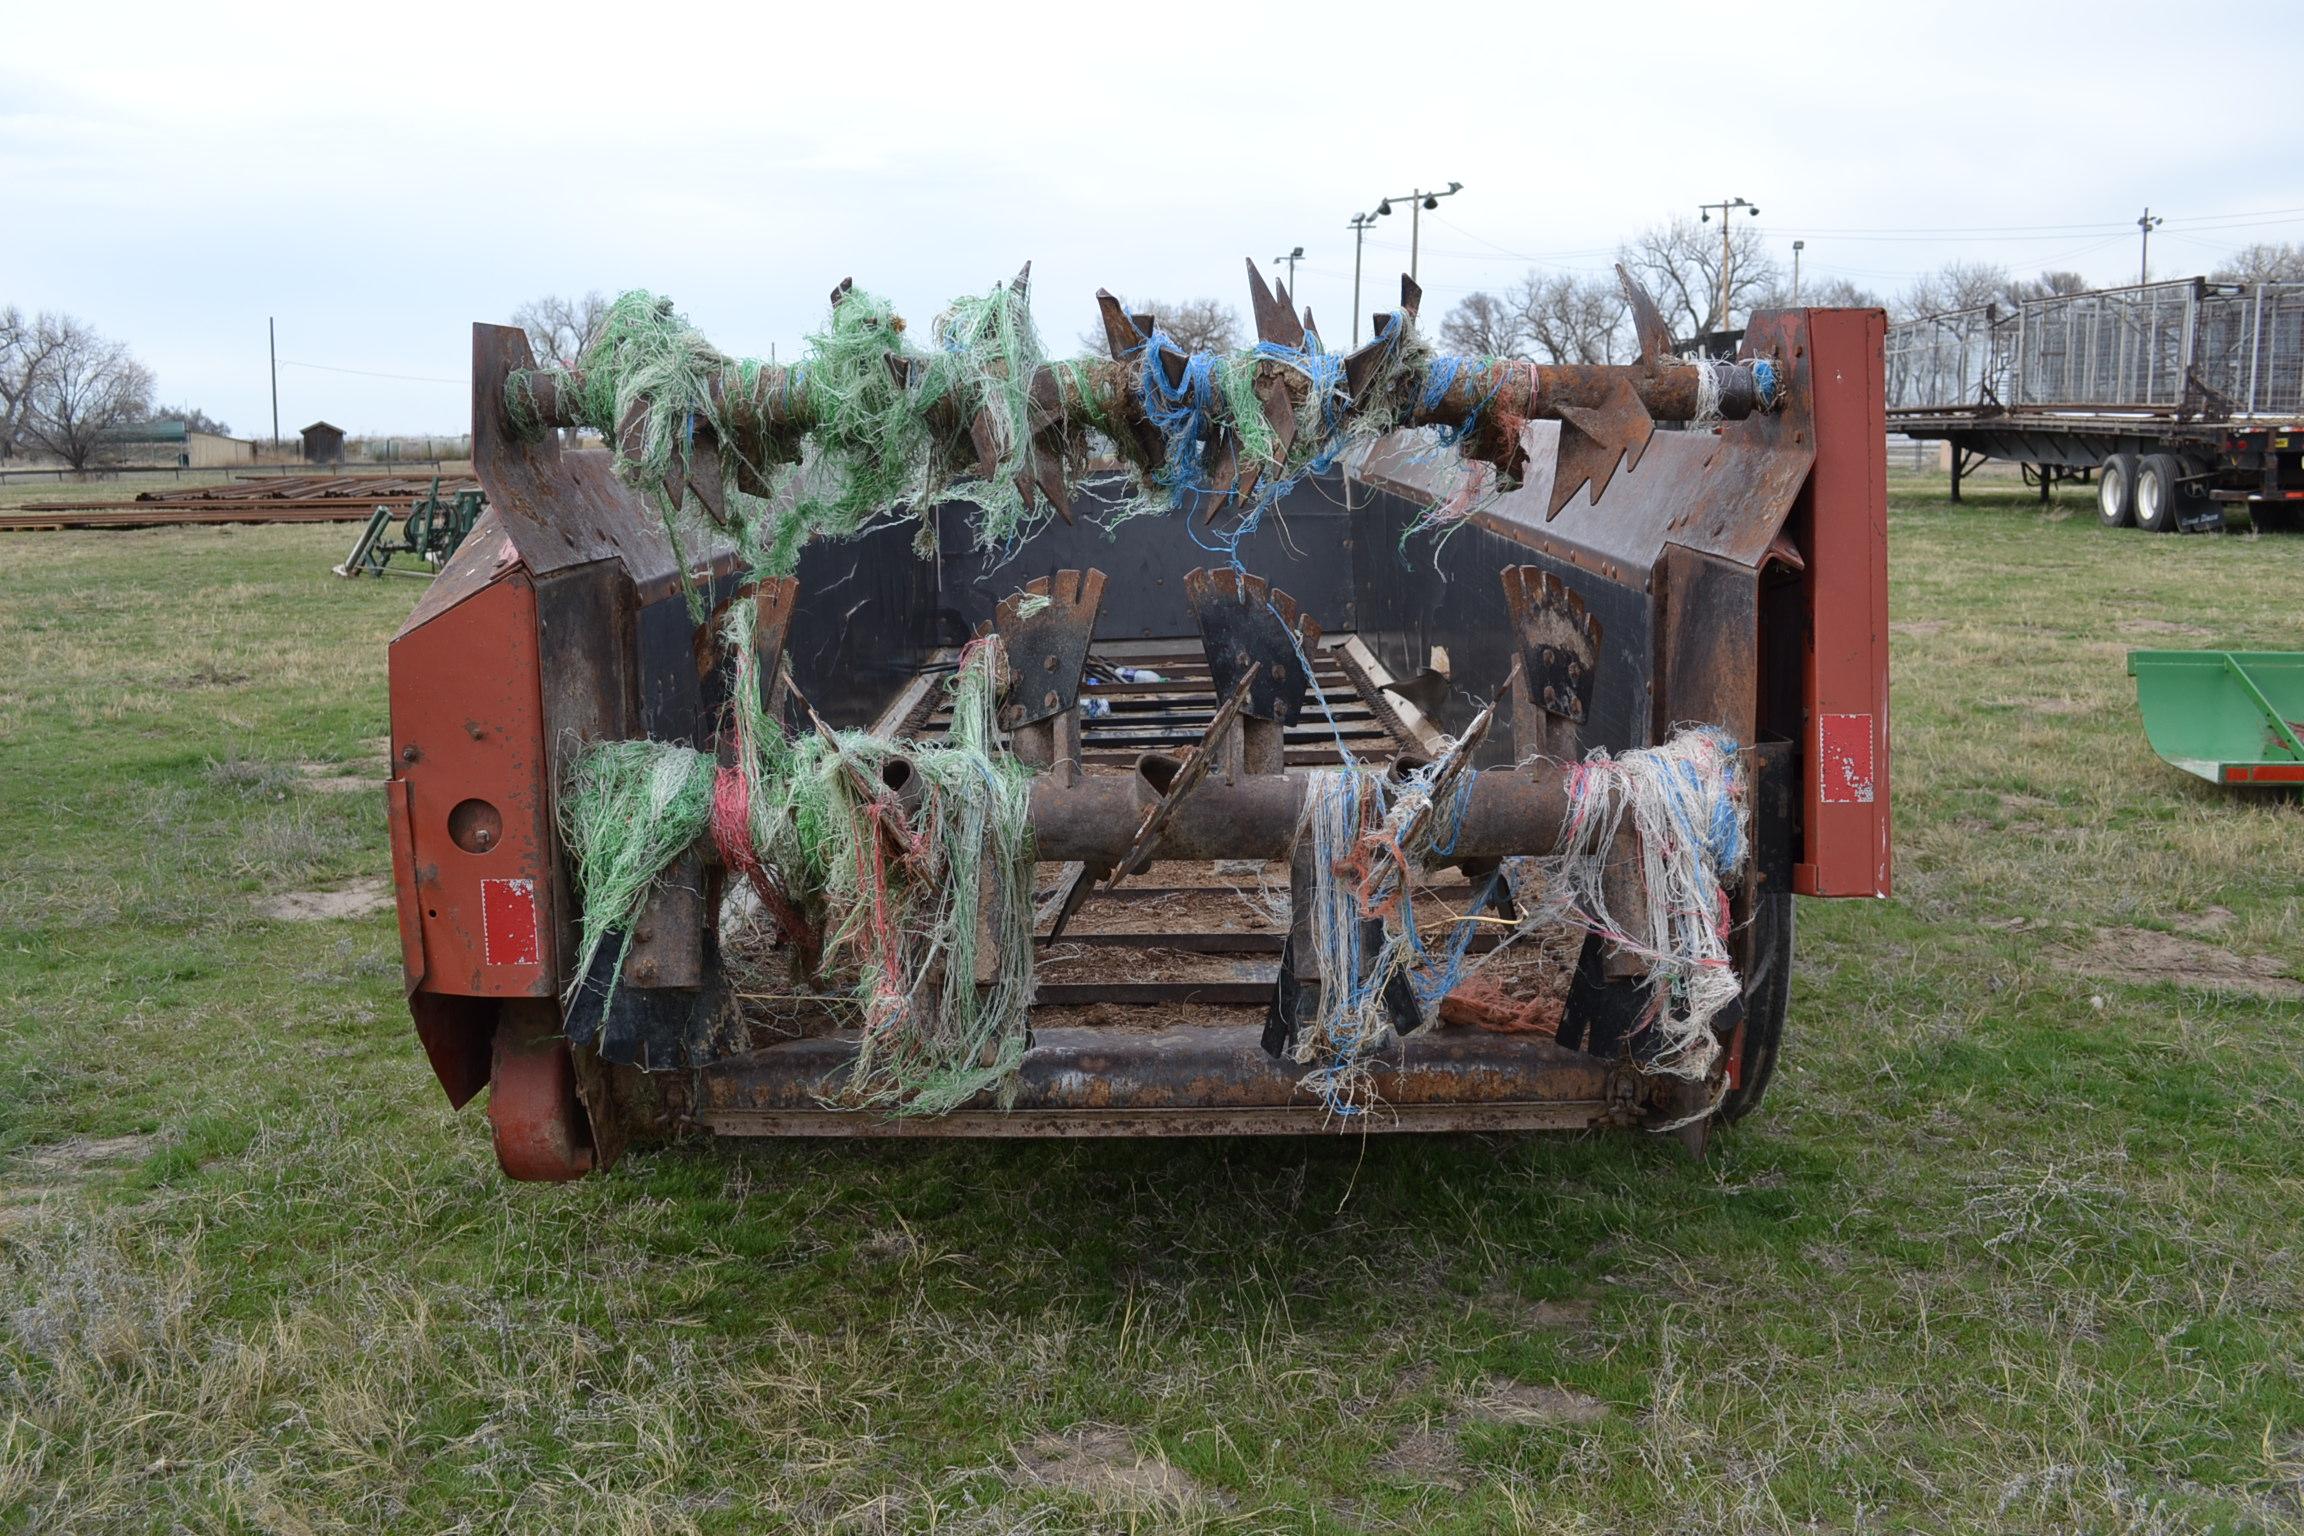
[1515,1297,1598,1330]
[1891,619,1946,638]
[2118,618,2214,638]
[2009,697,2091,716]
[297,763,381,794]
[1458,1379,1610,1427]
[2172,906,2235,936]
[2,1134,156,1227]
[1013,1426,1216,1509]
[2064,927,2303,1000]
[257,876,392,922]
[1372,1428,1468,1489]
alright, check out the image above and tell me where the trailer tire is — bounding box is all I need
[2134,453,2186,533]
[1717,889,1793,1123]
[487,1006,595,1182]
[2097,453,2138,527]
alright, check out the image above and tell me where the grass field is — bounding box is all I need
[2,482,2301,1533]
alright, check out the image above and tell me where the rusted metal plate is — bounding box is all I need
[1359,310,1818,580]
[1656,544,1760,745]
[468,323,707,587]
[997,568,1107,727]
[1500,566,1601,727]
[689,1022,1616,1120]
[699,1102,1609,1137]
[388,568,556,998]
[1549,372,1656,517]
[1796,310,1893,898]
[1184,568,1322,724]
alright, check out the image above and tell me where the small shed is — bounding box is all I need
[301,420,347,464]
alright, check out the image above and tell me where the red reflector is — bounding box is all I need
[2225,764,2304,784]
[480,878,541,965]
[1818,714,1876,804]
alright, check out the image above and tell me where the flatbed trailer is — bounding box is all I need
[1886,278,2304,532]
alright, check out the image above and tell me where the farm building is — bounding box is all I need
[301,420,347,464]
[98,419,260,469]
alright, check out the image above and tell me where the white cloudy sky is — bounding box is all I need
[5,0,2299,437]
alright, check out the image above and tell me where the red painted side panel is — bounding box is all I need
[1797,310,1893,897]
[387,570,557,996]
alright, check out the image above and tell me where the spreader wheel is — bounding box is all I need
[1716,889,1793,1123]
[487,1006,595,1182]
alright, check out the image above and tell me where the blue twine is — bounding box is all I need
[1751,357,1777,408]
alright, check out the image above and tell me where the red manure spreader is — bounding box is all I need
[383,265,1890,1179]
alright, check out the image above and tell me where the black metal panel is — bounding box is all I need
[1342,482,1657,756]
[783,517,947,730]
[935,478,1360,643]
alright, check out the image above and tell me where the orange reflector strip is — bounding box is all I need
[2223,763,2304,783]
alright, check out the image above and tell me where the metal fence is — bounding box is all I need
[1884,304,2010,411]
[1886,280,2304,420]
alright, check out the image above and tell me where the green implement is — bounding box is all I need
[2128,650,2304,786]
[335,476,486,578]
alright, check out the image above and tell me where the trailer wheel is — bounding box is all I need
[487,1007,595,1182]
[1717,889,1793,1123]
[2097,453,2138,527]
[2134,453,2186,533]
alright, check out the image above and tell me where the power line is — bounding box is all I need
[278,359,466,385]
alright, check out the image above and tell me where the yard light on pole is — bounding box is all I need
[1698,196,1760,337]
[2136,206,2162,285]
[1274,246,1304,293]
[1373,180,1464,286]
[1792,240,1805,305]
[1347,211,1379,346]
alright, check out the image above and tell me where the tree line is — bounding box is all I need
[2,308,239,470]
[1434,233,2304,367]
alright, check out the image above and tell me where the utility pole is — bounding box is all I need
[268,317,280,453]
[1698,196,1760,337]
[1373,181,1465,285]
[1347,212,1378,346]
[1792,240,1805,305]
[2136,206,2162,285]
[1273,246,1304,293]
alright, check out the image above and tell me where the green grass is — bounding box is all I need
[3,488,2302,1533]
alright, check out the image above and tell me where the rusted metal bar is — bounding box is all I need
[1025,762,1576,866]
[686,1022,1617,1124]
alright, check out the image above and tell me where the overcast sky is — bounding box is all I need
[6,0,2300,438]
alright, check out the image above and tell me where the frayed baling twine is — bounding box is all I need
[563,618,1036,1112]
[1525,727,1748,1082]
[1287,726,1750,1115]
[560,739,718,1006]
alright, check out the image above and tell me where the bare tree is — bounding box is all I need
[1512,272,1628,365]
[2212,242,2304,284]
[0,307,72,463]
[1617,217,1778,341]
[1078,298,1243,356]
[514,291,611,368]
[1438,291,1525,357]
[1749,274,1883,312]
[1896,261,2018,319]
[2025,270,2092,298]
[18,317,155,471]
[146,402,233,437]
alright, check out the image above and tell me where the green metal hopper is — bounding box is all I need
[2128,650,2304,786]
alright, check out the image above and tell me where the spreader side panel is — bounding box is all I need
[388,567,557,999]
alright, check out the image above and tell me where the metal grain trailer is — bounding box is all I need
[383,276,1891,1180]
[1887,278,2304,531]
